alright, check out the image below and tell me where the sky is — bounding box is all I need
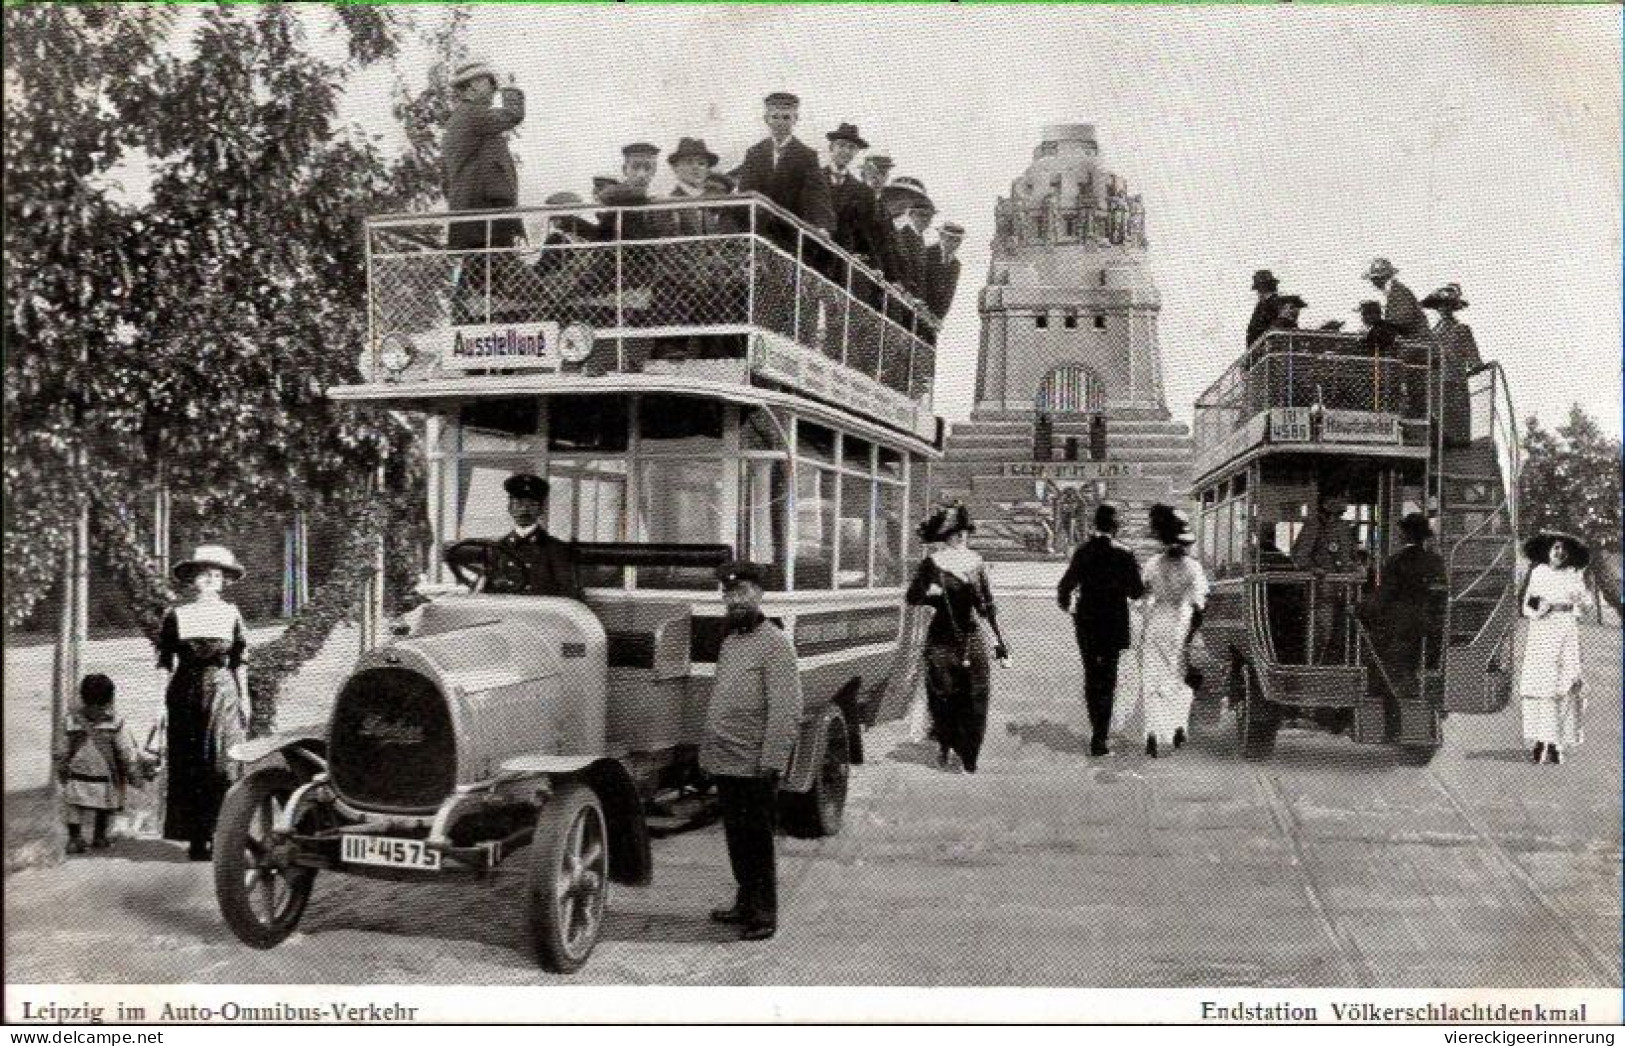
[309,6,1623,433]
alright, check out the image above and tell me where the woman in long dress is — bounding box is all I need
[905,505,1007,774]
[1136,506,1209,758]
[159,545,250,860]
[1518,532,1591,765]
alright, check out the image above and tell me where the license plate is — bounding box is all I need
[340,834,442,871]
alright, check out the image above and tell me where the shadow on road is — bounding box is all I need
[1004,718,1092,755]
[602,909,737,946]
[1463,748,1540,765]
[882,739,941,768]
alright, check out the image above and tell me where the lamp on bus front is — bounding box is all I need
[378,334,415,379]
[559,322,596,365]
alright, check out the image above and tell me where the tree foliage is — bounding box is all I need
[4,4,466,628]
[1519,405,1622,607]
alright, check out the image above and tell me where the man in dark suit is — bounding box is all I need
[822,123,888,268]
[442,59,526,323]
[1363,257,1429,338]
[1245,269,1281,351]
[597,142,662,242]
[485,474,583,600]
[1056,503,1146,755]
[923,221,965,320]
[1360,513,1447,698]
[881,177,933,302]
[735,92,835,236]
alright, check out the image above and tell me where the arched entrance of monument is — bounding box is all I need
[1035,363,1105,415]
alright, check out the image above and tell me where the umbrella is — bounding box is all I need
[1522,531,1591,570]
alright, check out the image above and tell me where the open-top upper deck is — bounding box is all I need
[345,195,940,443]
[1191,329,1435,484]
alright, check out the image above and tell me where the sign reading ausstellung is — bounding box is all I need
[1322,409,1401,444]
[1002,462,1145,480]
[437,322,561,371]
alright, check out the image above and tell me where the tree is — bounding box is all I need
[1519,405,1622,611]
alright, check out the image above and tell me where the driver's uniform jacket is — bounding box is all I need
[700,615,804,777]
[485,528,583,600]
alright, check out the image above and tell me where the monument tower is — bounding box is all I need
[936,124,1193,556]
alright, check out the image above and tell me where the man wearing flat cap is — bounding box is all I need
[923,222,966,321]
[736,93,835,237]
[1360,513,1447,705]
[596,142,662,242]
[1245,270,1282,351]
[702,561,803,941]
[484,473,583,600]
[822,123,889,270]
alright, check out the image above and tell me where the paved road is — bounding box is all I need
[5,598,1620,987]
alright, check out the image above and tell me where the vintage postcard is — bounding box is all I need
[4,1,1620,1027]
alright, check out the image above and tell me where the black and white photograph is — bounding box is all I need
[3,1,1621,1025]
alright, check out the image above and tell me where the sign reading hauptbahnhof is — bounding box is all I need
[1001,461,1145,480]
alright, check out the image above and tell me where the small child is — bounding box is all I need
[55,674,145,854]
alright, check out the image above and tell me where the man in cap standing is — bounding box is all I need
[1245,270,1281,351]
[736,93,835,235]
[483,473,583,600]
[923,222,966,321]
[1360,512,1447,703]
[1056,503,1145,756]
[442,59,526,322]
[702,562,803,941]
[1363,258,1428,338]
[597,142,662,242]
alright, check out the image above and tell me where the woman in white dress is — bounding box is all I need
[1518,532,1592,765]
[1136,506,1210,758]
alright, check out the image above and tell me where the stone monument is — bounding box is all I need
[936,124,1193,558]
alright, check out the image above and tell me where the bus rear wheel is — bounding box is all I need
[782,713,850,839]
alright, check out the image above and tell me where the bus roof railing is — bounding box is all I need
[364,193,940,412]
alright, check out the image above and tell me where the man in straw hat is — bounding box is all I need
[482,473,582,600]
[702,561,803,941]
[1056,503,1145,756]
[1362,257,1428,338]
[736,92,834,236]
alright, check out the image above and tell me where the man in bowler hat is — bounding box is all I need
[822,122,891,271]
[485,473,583,600]
[1361,513,1447,702]
[1056,503,1145,755]
[1246,269,1281,351]
[703,562,803,941]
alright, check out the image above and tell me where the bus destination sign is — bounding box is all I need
[436,322,562,371]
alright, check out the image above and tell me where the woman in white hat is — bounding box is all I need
[1518,532,1592,765]
[157,545,250,860]
[1134,505,1210,758]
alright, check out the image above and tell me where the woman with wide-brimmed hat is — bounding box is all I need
[1517,532,1592,764]
[905,504,1008,773]
[157,545,250,859]
[1420,283,1482,447]
[1131,505,1210,757]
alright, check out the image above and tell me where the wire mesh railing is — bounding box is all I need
[364,196,939,409]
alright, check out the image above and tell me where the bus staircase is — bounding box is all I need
[1424,359,1522,715]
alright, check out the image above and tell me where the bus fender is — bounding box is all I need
[783,703,848,794]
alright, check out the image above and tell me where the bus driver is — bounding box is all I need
[485,473,584,600]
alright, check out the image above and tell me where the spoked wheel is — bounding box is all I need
[1235,664,1280,761]
[782,712,851,839]
[214,766,317,948]
[528,783,609,973]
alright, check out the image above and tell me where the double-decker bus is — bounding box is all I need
[1187,326,1522,763]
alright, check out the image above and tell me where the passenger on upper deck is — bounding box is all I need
[485,473,583,601]
[1357,301,1403,358]
[1245,270,1282,350]
[597,142,662,241]
[442,59,525,251]
[735,92,835,236]
[1362,258,1429,338]
[1421,283,1480,447]
[857,154,902,284]
[883,177,934,303]
[822,123,889,271]
[1272,294,1306,332]
[663,137,738,237]
[923,222,965,321]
